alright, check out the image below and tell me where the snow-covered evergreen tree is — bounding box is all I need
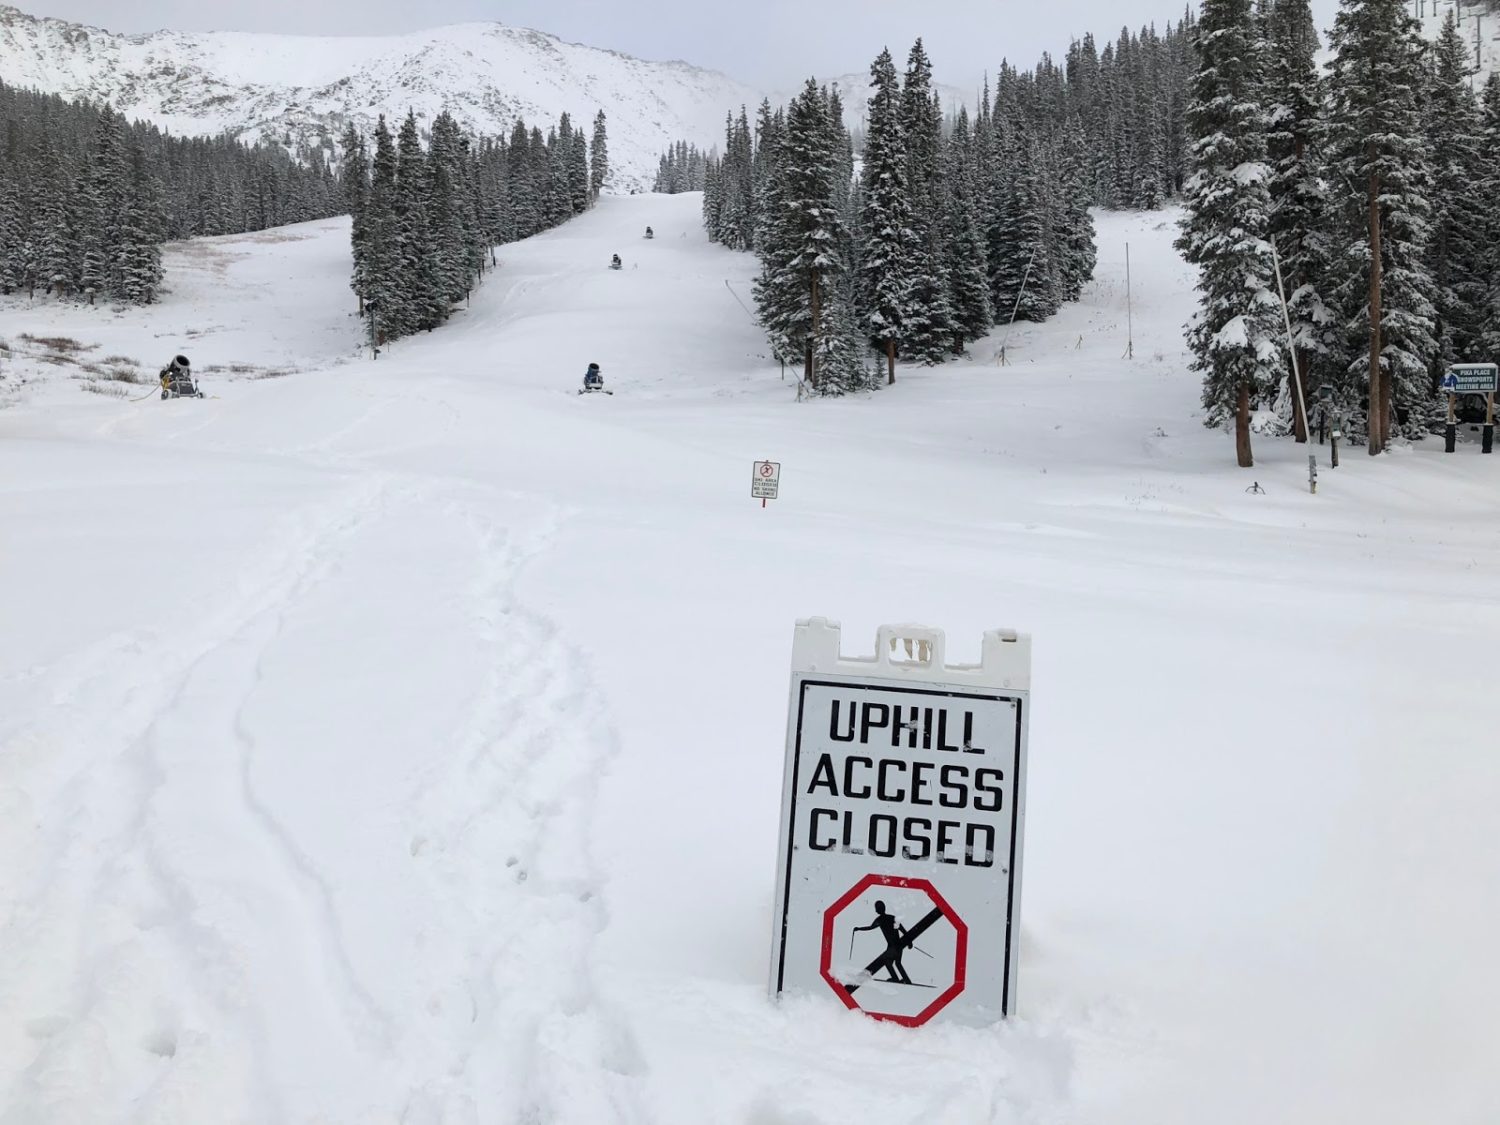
[753,80,866,393]
[341,123,370,312]
[425,111,469,310]
[1325,0,1439,451]
[544,126,573,227]
[1176,0,1283,467]
[1480,75,1500,361]
[568,126,590,215]
[1053,117,1098,303]
[899,41,957,363]
[395,111,439,334]
[0,177,24,295]
[34,141,77,297]
[1425,12,1488,367]
[857,48,914,383]
[78,105,130,300]
[941,108,994,350]
[119,139,164,303]
[590,111,609,201]
[363,115,402,345]
[1263,0,1335,440]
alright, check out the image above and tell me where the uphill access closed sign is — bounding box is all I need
[769,619,1030,1027]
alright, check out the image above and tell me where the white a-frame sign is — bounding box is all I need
[769,619,1031,1027]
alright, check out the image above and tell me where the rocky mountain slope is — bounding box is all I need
[0,4,765,188]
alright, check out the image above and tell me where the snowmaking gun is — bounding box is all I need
[158,355,203,400]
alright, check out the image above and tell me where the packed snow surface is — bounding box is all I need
[2,196,1498,1124]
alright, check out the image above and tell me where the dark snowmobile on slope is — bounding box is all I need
[159,355,203,399]
[609,254,623,270]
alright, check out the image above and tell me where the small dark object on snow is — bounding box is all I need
[159,354,203,400]
[580,363,612,394]
[609,254,622,270]
[645,227,654,240]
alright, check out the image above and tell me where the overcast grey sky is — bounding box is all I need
[21,0,1343,89]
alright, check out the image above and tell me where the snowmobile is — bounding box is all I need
[609,254,623,270]
[159,355,203,400]
[644,227,654,240]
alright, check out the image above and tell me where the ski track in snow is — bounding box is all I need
[0,451,644,1121]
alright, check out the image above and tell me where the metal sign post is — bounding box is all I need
[752,460,781,508]
[770,619,1031,1027]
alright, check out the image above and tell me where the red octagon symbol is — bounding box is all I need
[819,874,968,1027]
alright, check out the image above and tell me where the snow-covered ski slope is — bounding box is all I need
[1419,0,1500,82]
[2,196,1498,1124]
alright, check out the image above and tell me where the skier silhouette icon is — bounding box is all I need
[852,900,914,984]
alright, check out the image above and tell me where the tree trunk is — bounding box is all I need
[886,338,896,386]
[1367,165,1383,456]
[1380,370,1395,447]
[1236,381,1254,467]
[807,270,821,392]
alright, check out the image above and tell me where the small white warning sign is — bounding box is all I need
[752,460,780,501]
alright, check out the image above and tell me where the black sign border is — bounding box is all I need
[775,677,1026,1017]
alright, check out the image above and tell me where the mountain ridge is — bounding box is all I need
[0,4,766,188]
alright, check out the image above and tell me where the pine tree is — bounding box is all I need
[1176,0,1283,467]
[753,80,863,393]
[942,106,993,349]
[119,140,164,303]
[1425,12,1487,366]
[340,123,370,312]
[590,111,609,200]
[396,111,441,332]
[989,126,1059,330]
[1480,75,1500,360]
[78,105,130,300]
[821,85,872,393]
[34,141,77,297]
[858,48,914,383]
[0,177,23,294]
[569,127,590,213]
[1264,0,1334,440]
[544,128,573,226]
[1053,116,1098,302]
[1325,0,1439,451]
[363,115,401,344]
[426,111,468,309]
[899,41,957,362]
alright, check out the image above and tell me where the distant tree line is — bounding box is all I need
[341,109,609,346]
[0,81,340,304]
[1065,21,1198,210]
[700,36,1142,394]
[654,142,710,193]
[1179,0,1500,465]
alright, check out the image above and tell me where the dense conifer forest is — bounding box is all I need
[340,109,609,347]
[0,82,340,304]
